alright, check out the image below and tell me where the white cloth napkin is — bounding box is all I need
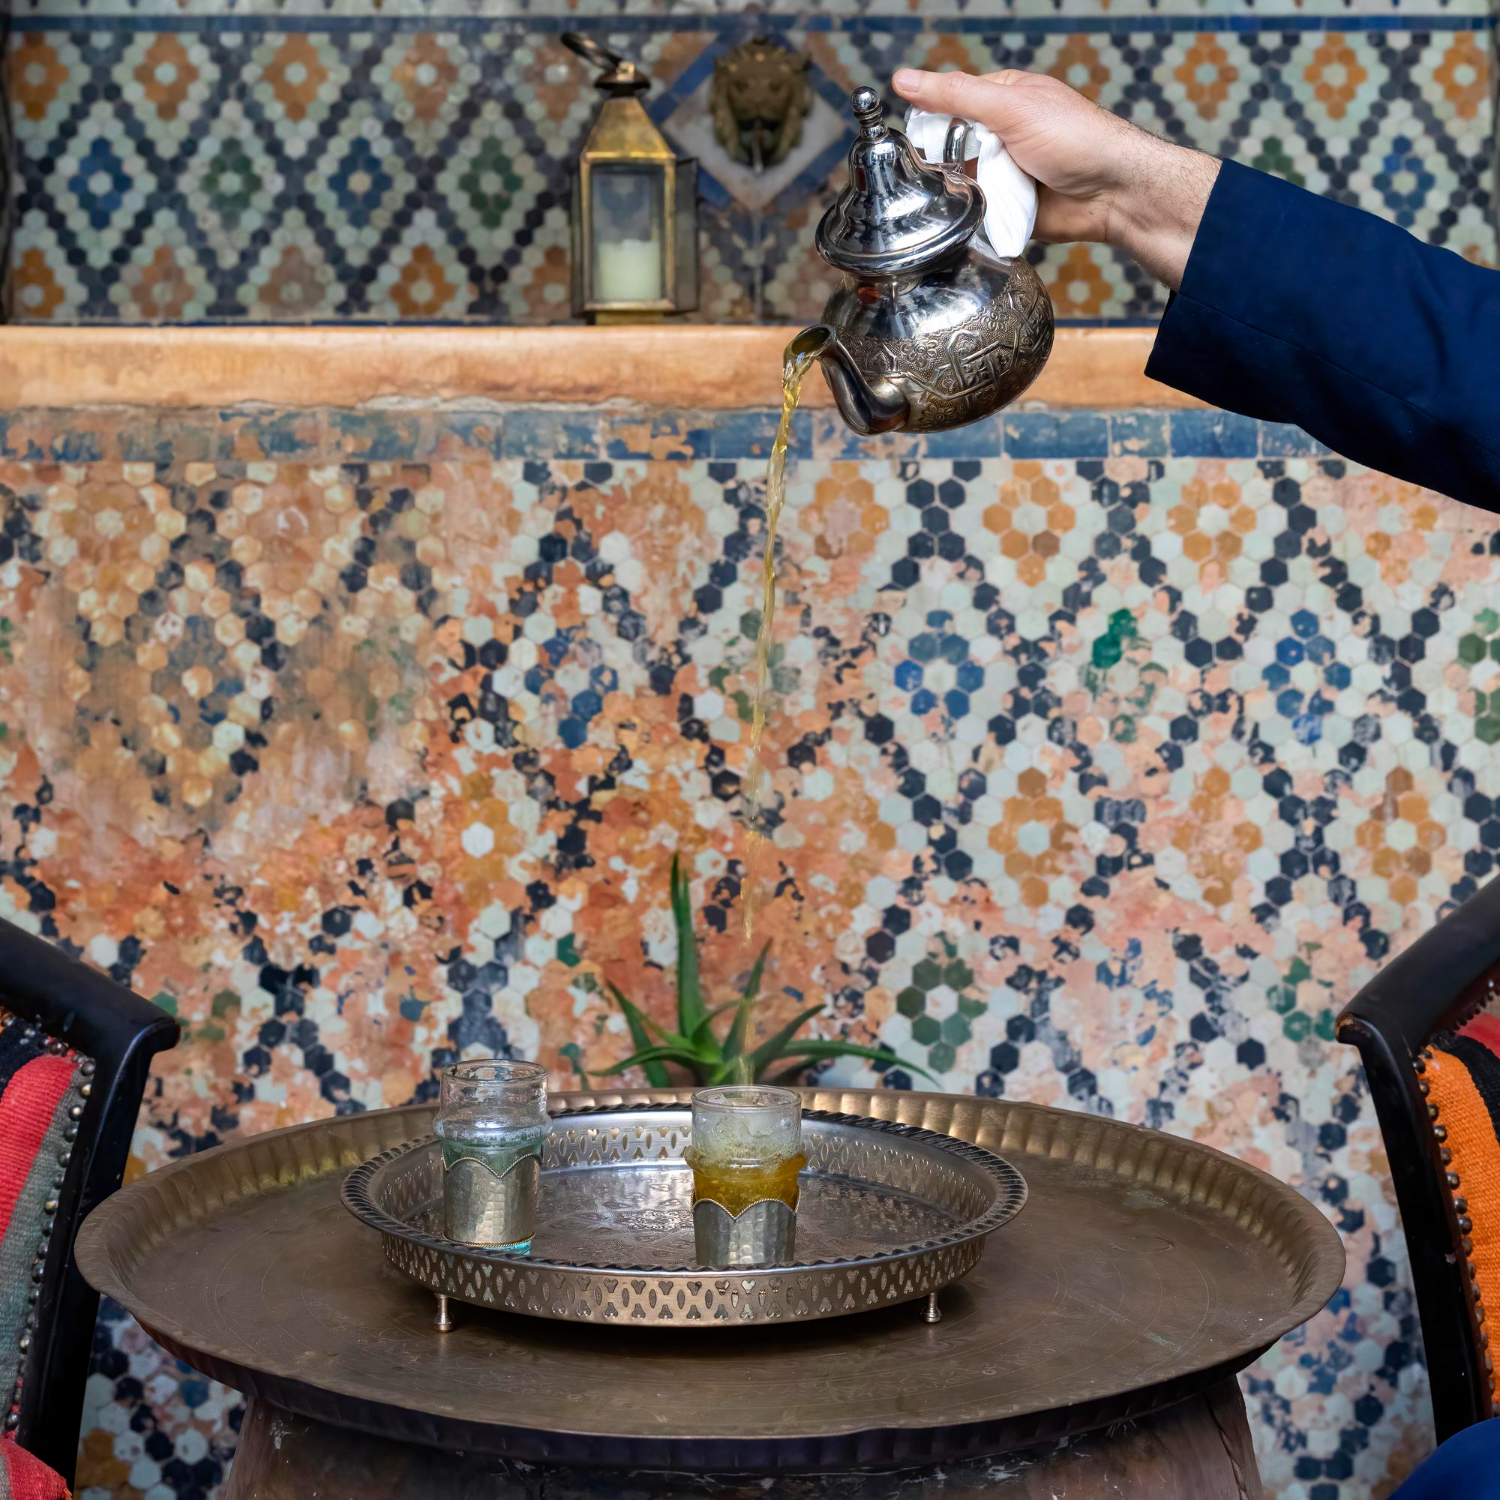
[904,106,1038,259]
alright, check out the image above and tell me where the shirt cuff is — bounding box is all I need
[1145,160,1296,403]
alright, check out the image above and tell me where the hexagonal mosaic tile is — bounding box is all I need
[0,402,1492,1496]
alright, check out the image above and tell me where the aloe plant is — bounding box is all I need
[597,856,933,1087]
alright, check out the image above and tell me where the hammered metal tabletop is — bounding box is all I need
[76,1087,1344,1468]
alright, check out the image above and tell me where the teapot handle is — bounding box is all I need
[941,118,973,167]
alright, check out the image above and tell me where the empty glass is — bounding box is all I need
[434,1058,549,1251]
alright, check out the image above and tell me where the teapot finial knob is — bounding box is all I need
[850,86,887,139]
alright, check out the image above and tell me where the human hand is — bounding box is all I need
[891,68,1220,290]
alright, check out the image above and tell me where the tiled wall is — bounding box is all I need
[5,0,1495,323]
[0,396,1492,1495]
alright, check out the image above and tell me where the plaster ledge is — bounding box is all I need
[0,325,1203,412]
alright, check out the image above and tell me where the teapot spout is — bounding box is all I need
[789,325,908,437]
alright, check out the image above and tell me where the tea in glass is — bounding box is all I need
[686,1085,805,1265]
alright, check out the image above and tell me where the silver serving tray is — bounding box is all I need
[342,1103,1027,1328]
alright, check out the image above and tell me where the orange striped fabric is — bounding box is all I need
[1428,1013,1500,1410]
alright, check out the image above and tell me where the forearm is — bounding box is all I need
[1104,141,1220,292]
[1144,161,1500,509]
[889,66,1500,504]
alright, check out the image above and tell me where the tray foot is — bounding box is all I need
[433,1294,453,1333]
[923,1292,942,1324]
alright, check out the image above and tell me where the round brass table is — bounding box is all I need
[224,1382,1259,1499]
[77,1088,1343,1496]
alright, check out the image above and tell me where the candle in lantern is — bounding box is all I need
[593,237,663,303]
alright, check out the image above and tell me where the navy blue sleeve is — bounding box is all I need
[1145,159,1500,511]
[1389,1417,1500,1500]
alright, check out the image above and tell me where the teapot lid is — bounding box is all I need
[816,87,984,276]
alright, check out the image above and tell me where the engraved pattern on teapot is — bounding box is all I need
[834,268,1054,432]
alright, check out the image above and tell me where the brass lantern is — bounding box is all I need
[563,33,698,323]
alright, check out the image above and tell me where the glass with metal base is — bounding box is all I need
[434,1059,549,1251]
[685,1085,805,1267]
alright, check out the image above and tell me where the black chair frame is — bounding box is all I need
[1337,874,1500,1442]
[2,919,178,1484]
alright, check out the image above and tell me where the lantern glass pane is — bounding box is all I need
[674,158,699,313]
[589,164,667,304]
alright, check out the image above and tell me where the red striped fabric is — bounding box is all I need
[0,1435,70,1500]
[1464,1011,1500,1056]
[0,1056,74,1243]
[0,1042,78,1498]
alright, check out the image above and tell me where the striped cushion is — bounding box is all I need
[0,1437,69,1500]
[0,1012,81,1457]
[1428,1012,1500,1412]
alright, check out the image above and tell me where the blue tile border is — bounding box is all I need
[809,412,872,462]
[711,409,814,461]
[326,410,430,463]
[923,416,1004,460]
[1167,410,1260,459]
[604,412,714,461]
[0,405,1346,465]
[437,412,507,461]
[1261,422,1332,458]
[1003,412,1110,460]
[725,407,1322,463]
[499,410,603,461]
[1109,412,1169,458]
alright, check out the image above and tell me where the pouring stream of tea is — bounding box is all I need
[732,341,818,1081]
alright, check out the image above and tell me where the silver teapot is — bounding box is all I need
[795,86,1054,436]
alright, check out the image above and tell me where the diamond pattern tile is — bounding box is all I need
[6,17,1494,322]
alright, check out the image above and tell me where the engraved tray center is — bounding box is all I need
[409,1161,959,1265]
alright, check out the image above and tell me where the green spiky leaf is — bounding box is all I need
[722,941,771,1064]
[690,998,740,1049]
[765,1038,939,1083]
[743,1005,825,1081]
[670,856,707,1038]
[591,1044,704,1078]
[607,983,676,1045]
[606,983,674,1087]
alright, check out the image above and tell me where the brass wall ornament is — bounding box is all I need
[711,37,812,169]
[563,32,698,323]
